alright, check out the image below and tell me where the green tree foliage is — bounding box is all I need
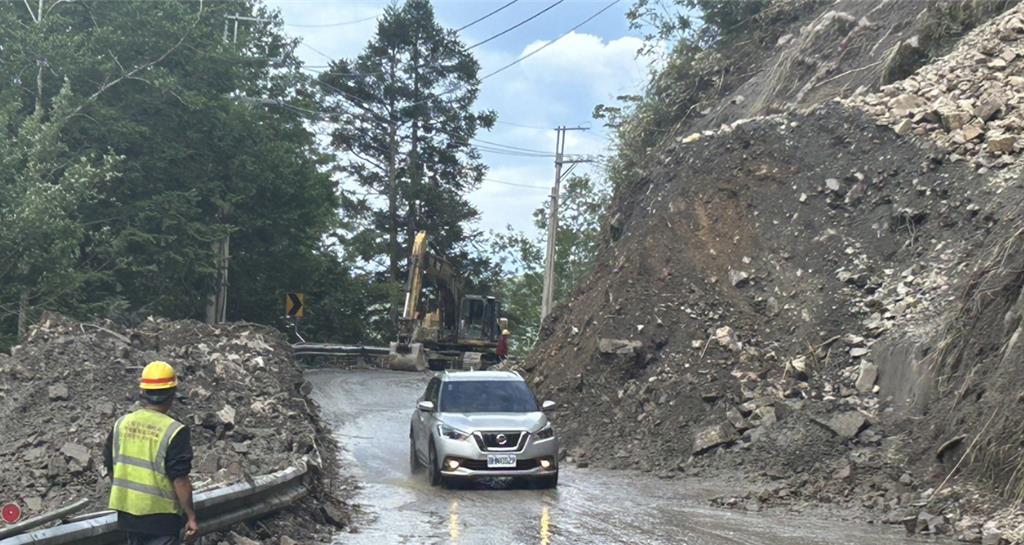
[597,0,780,193]
[0,83,119,340]
[319,0,496,285]
[0,0,345,342]
[627,0,772,51]
[490,175,610,355]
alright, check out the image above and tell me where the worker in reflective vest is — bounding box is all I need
[104,361,198,545]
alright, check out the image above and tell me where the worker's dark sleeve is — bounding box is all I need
[103,429,114,474]
[164,426,193,479]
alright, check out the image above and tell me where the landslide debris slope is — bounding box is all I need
[524,0,1024,540]
[0,315,351,543]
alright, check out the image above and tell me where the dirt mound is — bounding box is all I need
[0,314,350,542]
[527,101,985,462]
[522,1,1024,542]
[523,104,1022,538]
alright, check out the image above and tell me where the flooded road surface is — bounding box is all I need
[310,368,936,545]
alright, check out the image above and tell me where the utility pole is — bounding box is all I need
[204,13,253,324]
[223,13,248,44]
[540,125,590,322]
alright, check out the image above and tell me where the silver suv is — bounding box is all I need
[409,371,559,488]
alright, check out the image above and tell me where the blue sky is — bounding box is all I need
[265,0,654,236]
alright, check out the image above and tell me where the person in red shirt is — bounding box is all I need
[496,329,510,361]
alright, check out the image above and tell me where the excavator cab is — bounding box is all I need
[458,295,499,343]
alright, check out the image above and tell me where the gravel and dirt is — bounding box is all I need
[0,314,352,543]
[514,1,1024,543]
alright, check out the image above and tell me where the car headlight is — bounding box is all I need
[535,425,555,440]
[437,423,470,441]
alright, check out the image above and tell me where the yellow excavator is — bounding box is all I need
[389,231,504,371]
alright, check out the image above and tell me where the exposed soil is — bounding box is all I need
[517,1,1024,543]
[0,314,352,543]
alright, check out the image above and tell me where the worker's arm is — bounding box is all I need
[165,427,198,542]
[172,476,198,541]
[103,430,114,475]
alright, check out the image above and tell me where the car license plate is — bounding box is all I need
[487,454,517,468]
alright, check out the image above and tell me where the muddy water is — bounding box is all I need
[309,369,937,545]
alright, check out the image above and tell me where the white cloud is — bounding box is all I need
[470,163,551,235]
[262,7,651,241]
[467,32,650,236]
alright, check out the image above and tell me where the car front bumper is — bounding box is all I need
[436,433,559,478]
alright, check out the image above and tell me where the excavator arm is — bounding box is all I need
[393,231,461,370]
[400,231,461,335]
[401,231,429,321]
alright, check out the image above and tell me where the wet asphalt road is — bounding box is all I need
[309,368,936,545]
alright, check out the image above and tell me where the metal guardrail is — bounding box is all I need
[0,500,91,540]
[291,342,390,358]
[0,462,310,545]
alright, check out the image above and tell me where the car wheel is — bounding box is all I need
[535,472,559,489]
[409,433,421,474]
[428,440,443,486]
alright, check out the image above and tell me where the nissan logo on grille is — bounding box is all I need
[496,433,507,446]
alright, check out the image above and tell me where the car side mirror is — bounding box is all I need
[541,400,556,411]
[418,400,435,412]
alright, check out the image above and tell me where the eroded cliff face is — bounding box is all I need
[516,1,1024,540]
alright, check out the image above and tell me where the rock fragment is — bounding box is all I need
[856,361,879,393]
[987,134,1017,153]
[726,408,748,431]
[813,411,867,438]
[60,442,91,467]
[597,338,643,355]
[217,404,237,427]
[974,93,1005,121]
[728,269,751,288]
[714,326,740,351]
[48,383,69,401]
[692,423,737,455]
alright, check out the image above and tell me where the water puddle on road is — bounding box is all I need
[310,369,940,545]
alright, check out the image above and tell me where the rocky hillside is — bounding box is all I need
[0,315,351,543]
[523,1,1024,542]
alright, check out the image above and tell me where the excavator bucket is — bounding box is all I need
[387,342,427,372]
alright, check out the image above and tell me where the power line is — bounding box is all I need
[482,0,622,81]
[473,137,554,156]
[483,178,550,190]
[455,0,519,32]
[283,14,379,28]
[247,93,557,160]
[301,71,559,158]
[475,146,555,159]
[495,120,553,130]
[300,42,335,63]
[466,0,564,50]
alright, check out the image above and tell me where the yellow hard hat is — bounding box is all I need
[502,329,511,336]
[140,361,177,390]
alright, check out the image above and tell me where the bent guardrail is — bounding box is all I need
[0,462,310,545]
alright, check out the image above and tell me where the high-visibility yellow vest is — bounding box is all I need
[108,408,184,516]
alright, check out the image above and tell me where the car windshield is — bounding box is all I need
[439,380,539,413]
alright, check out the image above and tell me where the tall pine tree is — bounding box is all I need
[320,0,495,283]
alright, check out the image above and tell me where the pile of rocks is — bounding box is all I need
[0,314,348,542]
[845,7,1024,172]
